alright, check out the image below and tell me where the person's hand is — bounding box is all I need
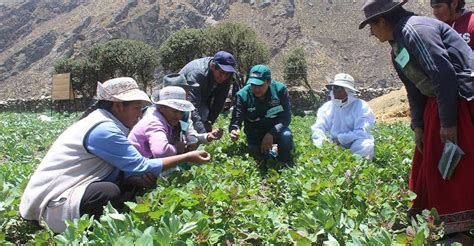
[174,142,186,154]
[414,127,424,153]
[207,128,224,141]
[186,143,198,152]
[230,129,240,141]
[204,121,213,132]
[185,150,211,164]
[260,133,274,154]
[440,126,457,144]
[124,173,157,189]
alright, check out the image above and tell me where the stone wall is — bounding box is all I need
[0,96,91,113]
[288,87,399,114]
[0,87,399,113]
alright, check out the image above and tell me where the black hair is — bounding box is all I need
[456,0,465,12]
[432,0,466,12]
[212,61,224,72]
[80,100,131,119]
[380,6,416,27]
[210,60,218,68]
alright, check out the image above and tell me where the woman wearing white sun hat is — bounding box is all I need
[19,77,211,233]
[311,73,375,160]
[129,86,197,160]
[129,86,203,175]
[135,74,224,155]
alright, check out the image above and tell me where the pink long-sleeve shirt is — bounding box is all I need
[128,109,177,158]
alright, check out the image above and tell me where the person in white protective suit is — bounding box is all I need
[311,73,375,160]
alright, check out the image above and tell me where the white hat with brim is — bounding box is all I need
[154,86,195,112]
[97,77,151,103]
[325,73,359,92]
[156,100,195,112]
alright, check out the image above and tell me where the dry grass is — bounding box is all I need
[368,87,410,124]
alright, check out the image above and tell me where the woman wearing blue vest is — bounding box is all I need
[229,64,294,164]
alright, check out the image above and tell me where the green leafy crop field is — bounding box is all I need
[0,112,443,245]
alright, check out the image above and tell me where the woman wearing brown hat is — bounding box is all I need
[359,0,474,241]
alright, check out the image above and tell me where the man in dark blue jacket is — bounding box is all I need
[180,51,236,134]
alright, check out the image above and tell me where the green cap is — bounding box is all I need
[247,64,271,86]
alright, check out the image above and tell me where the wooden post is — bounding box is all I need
[51,73,77,115]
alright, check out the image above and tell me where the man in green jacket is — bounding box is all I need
[229,64,294,163]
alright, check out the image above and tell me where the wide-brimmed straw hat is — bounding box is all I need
[359,0,407,29]
[153,86,195,112]
[96,77,151,103]
[325,73,359,92]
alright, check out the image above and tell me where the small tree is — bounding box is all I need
[158,28,210,72]
[54,39,159,98]
[283,47,307,85]
[210,22,270,82]
[158,22,270,87]
[283,47,318,104]
[89,39,159,92]
[54,58,100,99]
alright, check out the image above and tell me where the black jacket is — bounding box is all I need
[391,15,474,128]
[180,57,231,133]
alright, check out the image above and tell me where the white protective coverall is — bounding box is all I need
[311,90,375,160]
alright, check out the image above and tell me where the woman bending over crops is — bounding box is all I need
[359,0,474,240]
[19,77,211,233]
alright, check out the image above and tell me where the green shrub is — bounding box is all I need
[54,58,99,99]
[54,39,159,97]
[158,22,270,86]
[158,28,210,73]
[283,47,307,86]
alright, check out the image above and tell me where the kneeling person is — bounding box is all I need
[311,73,375,160]
[19,78,211,233]
[229,64,294,163]
[160,73,224,150]
[129,86,195,159]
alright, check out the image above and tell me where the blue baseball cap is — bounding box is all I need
[213,51,236,73]
[247,64,271,86]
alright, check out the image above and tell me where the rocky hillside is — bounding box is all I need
[0,0,433,100]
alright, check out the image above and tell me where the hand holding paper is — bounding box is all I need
[438,141,464,180]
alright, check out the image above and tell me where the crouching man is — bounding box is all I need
[229,64,294,163]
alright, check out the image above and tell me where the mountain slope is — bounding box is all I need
[0,0,432,100]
